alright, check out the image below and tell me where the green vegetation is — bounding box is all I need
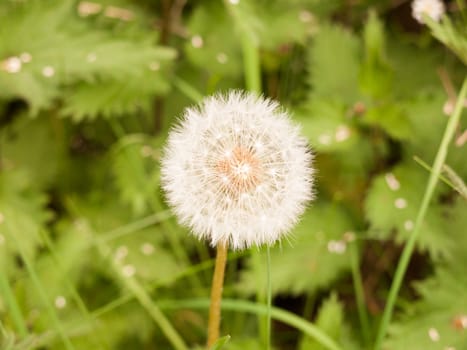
[1,0,466,349]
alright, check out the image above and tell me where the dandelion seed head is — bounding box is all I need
[161,91,314,250]
[412,0,445,24]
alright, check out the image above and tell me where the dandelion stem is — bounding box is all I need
[207,242,228,347]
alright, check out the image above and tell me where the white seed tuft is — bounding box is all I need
[412,0,445,24]
[161,91,314,250]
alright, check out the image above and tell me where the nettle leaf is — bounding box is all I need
[300,293,342,350]
[111,135,161,216]
[185,2,243,77]
[359,11,393,98]
[404,91,467,178]
[21,218,94,313]
[238,203,356,296]
[296,100,358,152]
[62,73,170,121]
[365,163,452,259]
[107,226,183,287]
[257,3,308,49]
[307,23,361,103]
[362,103,413,140]
[385,265,467,350]
[0,170,50,276]
[2,114,66,188]
[0,0,175,116]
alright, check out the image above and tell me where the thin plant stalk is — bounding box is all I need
[160,298,343,350]
[350,242,370,346]
[9,235,75,350]
[266,246,272,350]
[207,242,228,347]
[0,274,28,338]
[374,76,467,350]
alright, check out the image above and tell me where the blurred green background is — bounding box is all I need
[0,0,466,349]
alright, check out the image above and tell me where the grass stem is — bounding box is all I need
[374,76,467,350]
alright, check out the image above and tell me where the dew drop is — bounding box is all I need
[122,264,136,277]
[216,52,228,64]
[327,240,346,254]
[394,198,407,209]
[318,134,332,145]
[404,220,414,231]
[86,52,97,63]
[114,245,128,261]
[140,145,153,157]
[191,35,204,48]
[385,173,400,191]
[335,125,351,142]
[54,296,67,309]
[299,10,313,23]
[3,56,22,73]
[428,327,440,342]
[149,61,160,71]
[42,66,55,78]
[140,242,155,256]
[20,52,32,63]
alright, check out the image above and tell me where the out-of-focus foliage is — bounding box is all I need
[1,0,466,349]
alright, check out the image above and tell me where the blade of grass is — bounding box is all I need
[95,239,188,350]
[39,229,108,349]
[0,274,28,338]
[159,298,344,350]
[350,241,371,347]
[172,76,203,102]
[374,76,467,350]
[8,232,75,350]
[266,246,272,350]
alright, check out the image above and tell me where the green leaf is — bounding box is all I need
[308,24,361,103]
[362,103,413,140]
[385,264,467,350]
[300,293,343,350]
[238,203,356,296]
[365,163,453,259]
[2,114,67,188]
[0,0,175,116]
[296,100,358,152]
[185,2,243,77]
[210,335,231,350]
[111,135,161,215]
[0,169,50,276]
[359,11,393,98]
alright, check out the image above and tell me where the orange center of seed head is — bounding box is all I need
[216,146,263,197]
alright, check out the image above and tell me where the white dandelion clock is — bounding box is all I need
[161,91,314,251]
[411,0,445,24]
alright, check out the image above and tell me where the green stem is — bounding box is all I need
[10,236,75,350]
[160,298,343,350]
[350,242,370,347]
[241,33,261,93]
[266,246,272,350]
[172,76,203,102]
[0,274,28,338]
[374,76,467,350]
[96,241,188,350]
[40,230,108,349]
[224,0,262,93]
